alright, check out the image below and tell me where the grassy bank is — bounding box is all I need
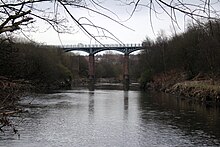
[145,70,220,104]
[166,80,220,103]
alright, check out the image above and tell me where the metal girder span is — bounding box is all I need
[62,44,144,55]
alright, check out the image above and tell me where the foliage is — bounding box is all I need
[139,69,153,89]
[95,54,123,79]
[61,55,88,78]
[0,39,87,90]
[139,20,220,88]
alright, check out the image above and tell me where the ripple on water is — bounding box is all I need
[1,90,220,146]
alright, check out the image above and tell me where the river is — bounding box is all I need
[1,88,220,146]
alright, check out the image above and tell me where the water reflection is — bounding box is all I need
[123,91,129,122]
[88,92,94,117]
[0,90,220,146]
[139,91,220,146]
[124,91,129,110]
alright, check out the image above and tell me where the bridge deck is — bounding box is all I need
[59,44,144,54]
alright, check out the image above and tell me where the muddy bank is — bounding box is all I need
[145,71,220,104]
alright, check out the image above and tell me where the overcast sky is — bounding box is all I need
[23,0,218,46]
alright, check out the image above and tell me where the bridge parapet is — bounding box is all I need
[61,43,144,54]
[61,43,142,49]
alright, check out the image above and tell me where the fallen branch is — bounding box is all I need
[0,109,22,116]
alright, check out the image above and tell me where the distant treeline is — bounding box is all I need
[0,38,142,90]
[138,20,220,86]
[0,39,88,90]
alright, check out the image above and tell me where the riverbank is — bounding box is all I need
[0,76,72,109]
[0,76,35,133]
[0,75,73,134]
[0,76,33,109]
[145,70,220,104]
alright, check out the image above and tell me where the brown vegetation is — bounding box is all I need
[0,76,32,134]
[146,71,220,103]
[139,20,220,103]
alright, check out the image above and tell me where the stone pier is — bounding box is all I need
[87,53,130,91]
[88,54,95,91]
[123,53,129,91]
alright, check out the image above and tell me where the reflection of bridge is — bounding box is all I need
[61,44,144,90]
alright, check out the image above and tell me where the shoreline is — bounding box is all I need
[144,71,220,105]
[0,76,34,134]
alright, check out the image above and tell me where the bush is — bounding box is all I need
[139,69,153,89]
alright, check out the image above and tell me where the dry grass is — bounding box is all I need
[177,80,220,92]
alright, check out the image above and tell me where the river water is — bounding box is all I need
[1,88,220,146]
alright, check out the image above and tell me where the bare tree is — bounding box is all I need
[0,0,129,44]
[119,0,220,34]
[0,0,220,43]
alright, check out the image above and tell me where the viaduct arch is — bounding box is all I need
[62,44,144,90]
